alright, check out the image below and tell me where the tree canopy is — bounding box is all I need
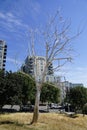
[0,70,36,108]
[0,70,7,107]
[41,83,60,103]
[0,70,60,108]
[65,86,87,112]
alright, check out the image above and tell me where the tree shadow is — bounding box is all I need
[0,120,14,125]
[0,120,24,127]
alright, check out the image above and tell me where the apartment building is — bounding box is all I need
[21,55,53,82]
[0,40,7,70]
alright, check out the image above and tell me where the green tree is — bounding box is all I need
[66,86,87,112]
[5,71,23,105]
[18,72,36,105]
[41,83,60,103]
[0,69,6,109]
[5,71,36,106]
[83,103,87,116]
[0,70,36,108]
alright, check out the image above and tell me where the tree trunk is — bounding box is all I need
[31,83,41,124]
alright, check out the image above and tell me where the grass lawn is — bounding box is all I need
[0,112,87,130]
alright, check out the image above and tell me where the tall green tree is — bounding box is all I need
[41,83,60,103]
[0,70,6,108]
[65,86,87,112]
[18,72,36,105]
[6,71,36,106]
[0,70,36,108]
[5,71,23,105]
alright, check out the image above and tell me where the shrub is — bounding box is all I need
[82,103,87,115]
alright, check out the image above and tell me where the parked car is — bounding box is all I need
[20,105,34,112]
[50,103,58,109]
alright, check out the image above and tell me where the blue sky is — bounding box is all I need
[0,0,87,86]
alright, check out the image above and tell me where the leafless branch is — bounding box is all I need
[26,10,81,123]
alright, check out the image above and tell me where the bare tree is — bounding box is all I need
[27,11,80,124]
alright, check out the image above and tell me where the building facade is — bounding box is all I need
[21,56,54,82]
[0,40,7,70]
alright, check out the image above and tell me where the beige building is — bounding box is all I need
[35,56,46,77]
[21,56,53,82]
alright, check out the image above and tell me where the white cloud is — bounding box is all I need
[6,57,23,71]
[0,12,29,31]
[26,0,41,20]
[31,1,41,14]
[7,57,22,65]
[0,12,6,18]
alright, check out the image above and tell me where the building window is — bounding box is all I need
[41,66,43,71]
[41,69,43,71]
[40,60,43,65]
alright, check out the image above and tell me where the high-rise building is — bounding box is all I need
[0,40,7,70]
[21,56,54,81]
[21,56,35,76]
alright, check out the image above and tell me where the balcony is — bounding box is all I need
[4,45,7,48]
[4,48,7,52]
[3,59,6,62]
[2,68,5,71]
[3,56,6,59]
[4,52,7,55]
[3,64,5,67]
[29,60,34,64]
[29,63,33,67]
